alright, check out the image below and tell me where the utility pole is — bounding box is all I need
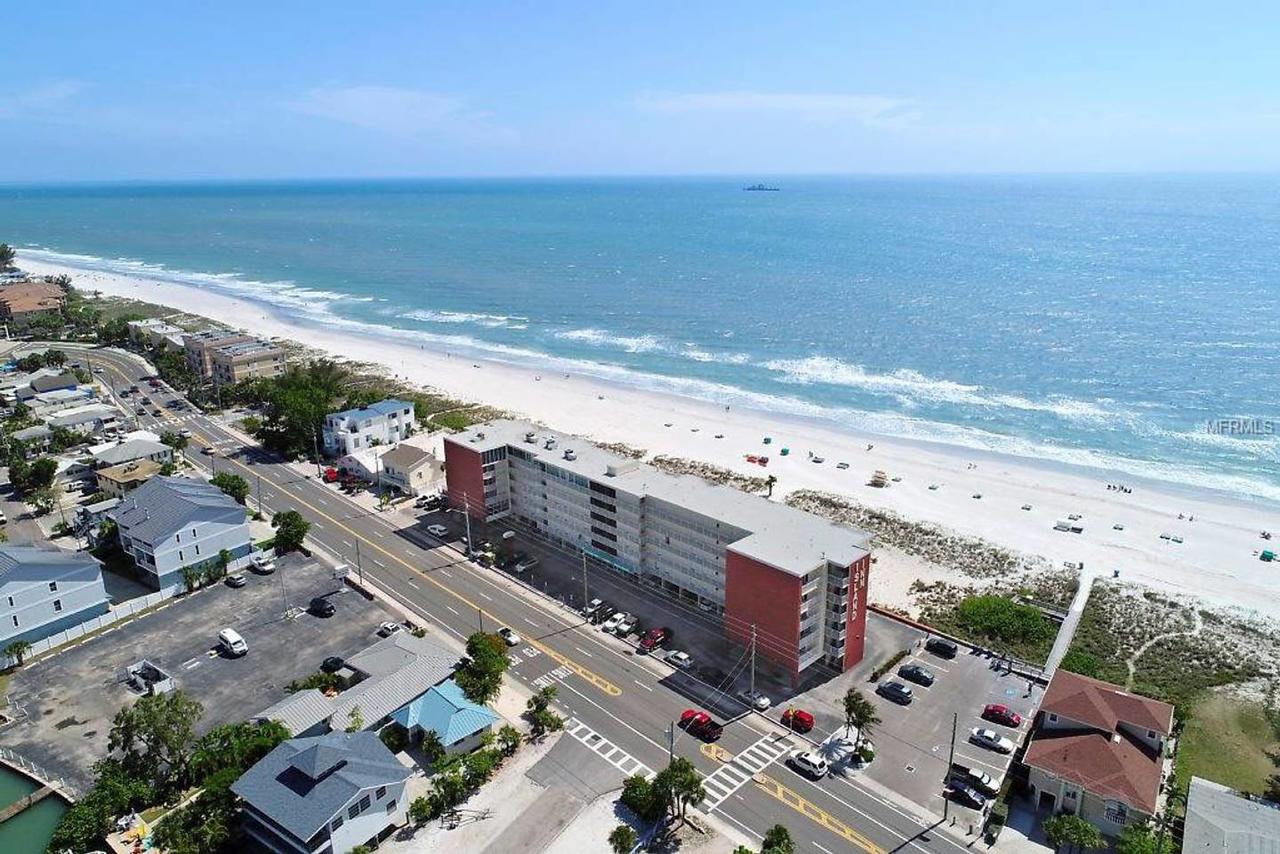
[478,607,485,634]
[749,624,758,697]
[311,429,323,477]
[944,711,958,820]
[582,551,589,608]
[256,474,263,517]
[667,721,675,764]
[355,540,364,586]
[461,492,473,554]
[279,557,289,617]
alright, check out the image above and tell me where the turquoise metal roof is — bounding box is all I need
[390,679,497,746]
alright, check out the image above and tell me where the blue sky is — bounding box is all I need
[2,2,1276,180]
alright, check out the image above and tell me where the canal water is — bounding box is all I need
[0,764,68,854]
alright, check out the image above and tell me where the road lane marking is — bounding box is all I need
[633,680,652,691]
[753,772,886,854]
[446,605,460,616]
[190,427,622,698]
[574,646,593,658]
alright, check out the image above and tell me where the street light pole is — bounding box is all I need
[355,539,364,586]
[256,474,263,517]
[311,428,323,477]
[581,551,589,608]
[944,711,959,820]
[749,624,758,698]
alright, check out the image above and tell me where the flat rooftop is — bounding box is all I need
[448,419,871,576]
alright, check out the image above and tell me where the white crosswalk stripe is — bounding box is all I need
[700,733,794,811]
[564,718,655,779]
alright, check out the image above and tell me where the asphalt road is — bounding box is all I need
[61,342,987,854]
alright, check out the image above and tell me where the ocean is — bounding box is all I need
[3,176,1277,501]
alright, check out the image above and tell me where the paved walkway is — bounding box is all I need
[1043,571,1096,677]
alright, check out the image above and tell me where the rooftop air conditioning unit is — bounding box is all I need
[563,449,576,461]
[525,432,536,443]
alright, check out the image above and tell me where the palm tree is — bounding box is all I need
[843,688,880,749]
[5,640,32,667]
[609,824,638,854]
[497,724,523,757]
[0,243,15,272]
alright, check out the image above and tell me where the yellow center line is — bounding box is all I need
[752,772,886,854]
[191,429,622,697]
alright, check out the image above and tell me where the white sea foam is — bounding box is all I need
[400,308,527,328]
[556,327,667,353]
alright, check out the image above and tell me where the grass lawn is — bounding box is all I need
[1176,693,1279,795]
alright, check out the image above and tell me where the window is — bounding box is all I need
[48,581,58,592]
[6,596,12,607]
[191,528,197,538]
[178,550,184,562]
[194,545,200,555]
[1146,729,1155,739]
[386,799,396,813]
[330,816,344,831]
[53,599,63,613]
[1104,801,1129,824]
[376,786,386,799]
[348,802,360,819]
[1048,713,1058,723]
[358,794,371,812]
[10,616,17,628]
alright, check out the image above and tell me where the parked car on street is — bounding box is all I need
[309,597,336,617]
[982,704,1023,727]
[601,612,626,633]
[737,689,772,711]
[787,750,829,779]
[583,598,605,619]
[321,656,345,673]
[591,605,617,625]
[897,663,936,686]
[637,626,670,653]
[970,728,1015,753]
[876,681,914,705]
[665,650,693,670]
[614,613,638,635]
[498,627,521,646]
[781,708,815,733]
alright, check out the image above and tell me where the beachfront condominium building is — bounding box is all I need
[109,475,252,593]
[210,340,287,385]
[0,545,109,648]
[183,330,254,378]
[322,399,416,456]
[443,420,872,678]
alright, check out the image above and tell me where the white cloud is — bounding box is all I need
[0,80,85,118]
[636,90,917,127]
[289,85,513,141]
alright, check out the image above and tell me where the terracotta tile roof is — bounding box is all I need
[1025,728,1164,814]
[1041,670,1174,735]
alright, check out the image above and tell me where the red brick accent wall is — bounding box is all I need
[442,440,486,519]
[842,554,872,671]
[723,550,802,676]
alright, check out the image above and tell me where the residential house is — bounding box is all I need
[10,425,52,452]
[0,545,109,647]
[322,399,415,456]
[26,386,96,415]
[126,318,186,350]
[46,404,121,436]
[89,434,172,469]
[109,476,252,592]
[183,330,254,378]
[336,445,393,484]
[1183,776,1280,854]
[250,633,494,753]
[14,371,79,402]
[1024,670,1175,836]
[74,496,122,546]
[96,459,163,497]
[0,281,66,328]
[377,444,443,497]
[231,731,411,854]
[210,340,286,385]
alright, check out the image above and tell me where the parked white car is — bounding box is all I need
[737,689,772,711]
[970,727,1016,754]
[217,628,248,657]
[601,612,627,633]
[377,622,404,638]
[665,650,694,670]
[425,524,449,538]
[788,750,828,779]
[615,613,638,635]
[251,554,276,574]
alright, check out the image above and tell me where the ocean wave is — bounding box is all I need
[762,355,1114,421]
[400,308,527,328]
[556,327,667,353]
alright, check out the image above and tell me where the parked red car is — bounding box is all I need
[781,708,815,734]
[323,467,339,483]
[638,627,670,653]
[679,709,724,741]
[982,704,1022,728]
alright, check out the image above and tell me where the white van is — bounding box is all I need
[218,628,248,657]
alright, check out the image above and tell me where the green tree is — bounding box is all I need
[98,314,144,345]
[161,430,189,452]
[525,684,564,737]
[48,425,82,452]
[151,767,240,854]
[496,723,523,757]
[108,690,204,792]
[0,243,15,271]
[609,823,638,854]
[421,729,446,764]
[4,639,32,666]
[761,824,795,854]
[620,775,661,821]
[652,756,704,826]
[455,632,510,704]
[188,720,290,784]
[47,757,157,853]
[13,455,57,494]
[1116,821,1161,854]
[29,485,59,516]
[408,795,433,824]
[345,704,365,732]
[1043,814,1103,854]
[211,471,250,504]
[272,509,310,553]
[843,688,880,748]
[181,565,202,592]
[44,348,67,367]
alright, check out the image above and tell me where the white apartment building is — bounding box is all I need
[322,399,415,456]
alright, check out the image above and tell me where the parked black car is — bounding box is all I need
[897,663,936,686]
[321,656,345,673]
[309,597,336,617]
[925,637,959,658]
[948,782,988,810]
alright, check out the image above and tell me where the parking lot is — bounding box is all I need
[791,633,1040,825]
[0,556,395,789]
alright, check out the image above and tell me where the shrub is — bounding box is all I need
[869,648,910,682]
[955,595,1053,646]
[379,725,409,754]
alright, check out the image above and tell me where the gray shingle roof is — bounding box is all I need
[330,633,458,726]
[254,689,334,736]
[0,544,103,581]
[1184,777,1280,854]
[380,444,434,469]
[30,372,78,393]
[231,731,410,843]
[109,476,246,543]
[92,438,170,467]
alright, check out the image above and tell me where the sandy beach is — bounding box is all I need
[20,252,1280,622]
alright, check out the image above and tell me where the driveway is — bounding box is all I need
[0,555,394,790]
